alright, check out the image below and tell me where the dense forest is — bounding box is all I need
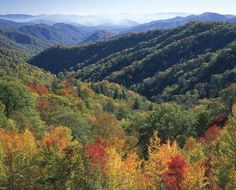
[30,22,236,103]
[0,21,235,190]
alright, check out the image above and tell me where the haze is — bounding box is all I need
[1,0,236,15]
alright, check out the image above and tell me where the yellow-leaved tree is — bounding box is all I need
[141,131,179,190]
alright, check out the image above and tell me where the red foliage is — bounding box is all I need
[85,137,107,168]
[211,115,227,126]
[28,83,51,95]
[36,99,52,112]
[163,154,187,190]
[200,125,221,143]
[58,88,74,95]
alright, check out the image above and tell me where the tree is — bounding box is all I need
[182,162,207,190]
[39,126,77,190]
[200,125,222,144]
[0,102,8,129]
[141,131,179,190]
[0,129,36,190]
[142,103,197,148]
[0,79,33,117]
[212,104,236,189]
[105,147,123,190]
[132,98,141,110]
[90,110,120,140]
[122,152,141,189]
[85,137,107,169]
[162,154,187,190]
[0,144,6,188]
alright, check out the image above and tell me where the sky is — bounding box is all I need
[0,0,236,15]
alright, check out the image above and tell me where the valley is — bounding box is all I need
[0,9,235,190]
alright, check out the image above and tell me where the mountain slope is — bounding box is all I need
[0,19,115,53]
[30,22,236,103]
[0,47,54,84]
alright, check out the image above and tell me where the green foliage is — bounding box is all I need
[138,103,197,148]
[0,78,33,117]
[0,21,235,190]
[0,145,6,186]
[30,22,236,105]
[0,48,54,85]
[213,104,236,189]
[54,112,91,144]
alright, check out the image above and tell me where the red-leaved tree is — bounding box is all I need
[85,137,107,169]
[163,154,187,190]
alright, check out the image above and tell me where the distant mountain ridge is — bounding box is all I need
[0,14,139,27]
[1,12,235,29]
[0,19,115,53]
[130,12,236,32]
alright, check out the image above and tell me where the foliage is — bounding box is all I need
[30,22,236,105]
[0,21,235,189]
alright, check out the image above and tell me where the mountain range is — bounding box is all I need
[0,7,236,190]
[0,13,188,26]
[0,19,115,53]
[0,12,236,54]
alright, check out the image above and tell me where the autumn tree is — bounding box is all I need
[105,147,124,190]
[0,129,36,190]
[162,154,187,190]
[182,162,207,190]
[39,126,88,190]
[141,131,179,190]
[85,137,107,189]
[122,152,141,189]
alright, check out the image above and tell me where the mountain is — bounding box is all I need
[18,23,95,45]
[0,19,116,53]
[0,18,28,29]
[82,31,115,43]
[0,14,35,23]
[30,22,236,103]
[131,12,236,32]
[0,13,236,190]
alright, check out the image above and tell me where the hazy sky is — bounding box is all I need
[0,0,236,15]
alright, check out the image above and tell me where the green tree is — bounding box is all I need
[213,104,236,189]
[0,79,33,117]
[143,103,197,147]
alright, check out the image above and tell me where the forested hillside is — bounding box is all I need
[0,47,54,84]
[0,18,235,189]
[30,22,236,103]
[0,64,235,189]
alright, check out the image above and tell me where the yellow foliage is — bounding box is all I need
[141,131,179,190]
[42,126,73,151]
[182,162,207,190]
[122,152,141,189]
[105,147,123,190]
